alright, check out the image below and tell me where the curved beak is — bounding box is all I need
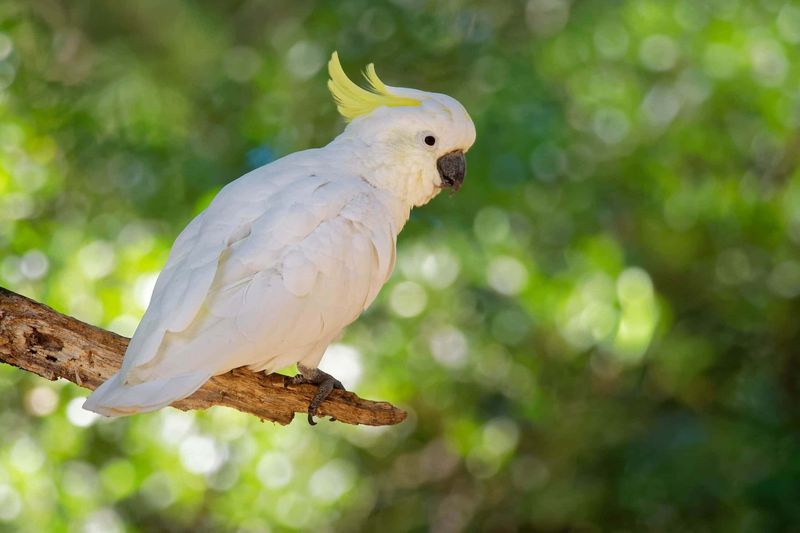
[437,150,466,192]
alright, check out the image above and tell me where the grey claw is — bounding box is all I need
[293,363,342,427]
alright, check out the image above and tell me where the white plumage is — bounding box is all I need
[84,53,475,416]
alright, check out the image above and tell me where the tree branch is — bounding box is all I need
[0,287,407,426]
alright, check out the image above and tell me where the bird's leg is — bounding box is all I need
[288,363,345,425]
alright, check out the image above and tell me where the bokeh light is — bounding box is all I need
[1,0,799,531]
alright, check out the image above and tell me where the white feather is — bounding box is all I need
[85,149,407,416]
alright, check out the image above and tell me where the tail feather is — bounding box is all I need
[83,371,212,417]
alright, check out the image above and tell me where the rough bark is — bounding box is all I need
[0,287,407,426]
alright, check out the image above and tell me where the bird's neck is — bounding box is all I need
[326,135,441,210]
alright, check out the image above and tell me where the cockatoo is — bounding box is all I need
[84,52,475,423]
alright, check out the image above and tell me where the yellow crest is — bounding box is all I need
[328,51,421,121]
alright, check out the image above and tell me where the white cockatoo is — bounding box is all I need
[84,52,476,422]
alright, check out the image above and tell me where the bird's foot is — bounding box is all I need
[287,363,345,425]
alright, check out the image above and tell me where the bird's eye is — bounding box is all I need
[424,135,436,146]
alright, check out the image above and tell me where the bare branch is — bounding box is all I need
[0,287,407,426]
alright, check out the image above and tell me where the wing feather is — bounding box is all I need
[121,170,393,385]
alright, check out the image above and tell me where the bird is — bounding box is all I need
[83,51,476,423]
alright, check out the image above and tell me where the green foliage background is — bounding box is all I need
[1,0,800,531]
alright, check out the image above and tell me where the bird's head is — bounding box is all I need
[328,52,476,207]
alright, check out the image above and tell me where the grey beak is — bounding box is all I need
[437,150,466,192]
